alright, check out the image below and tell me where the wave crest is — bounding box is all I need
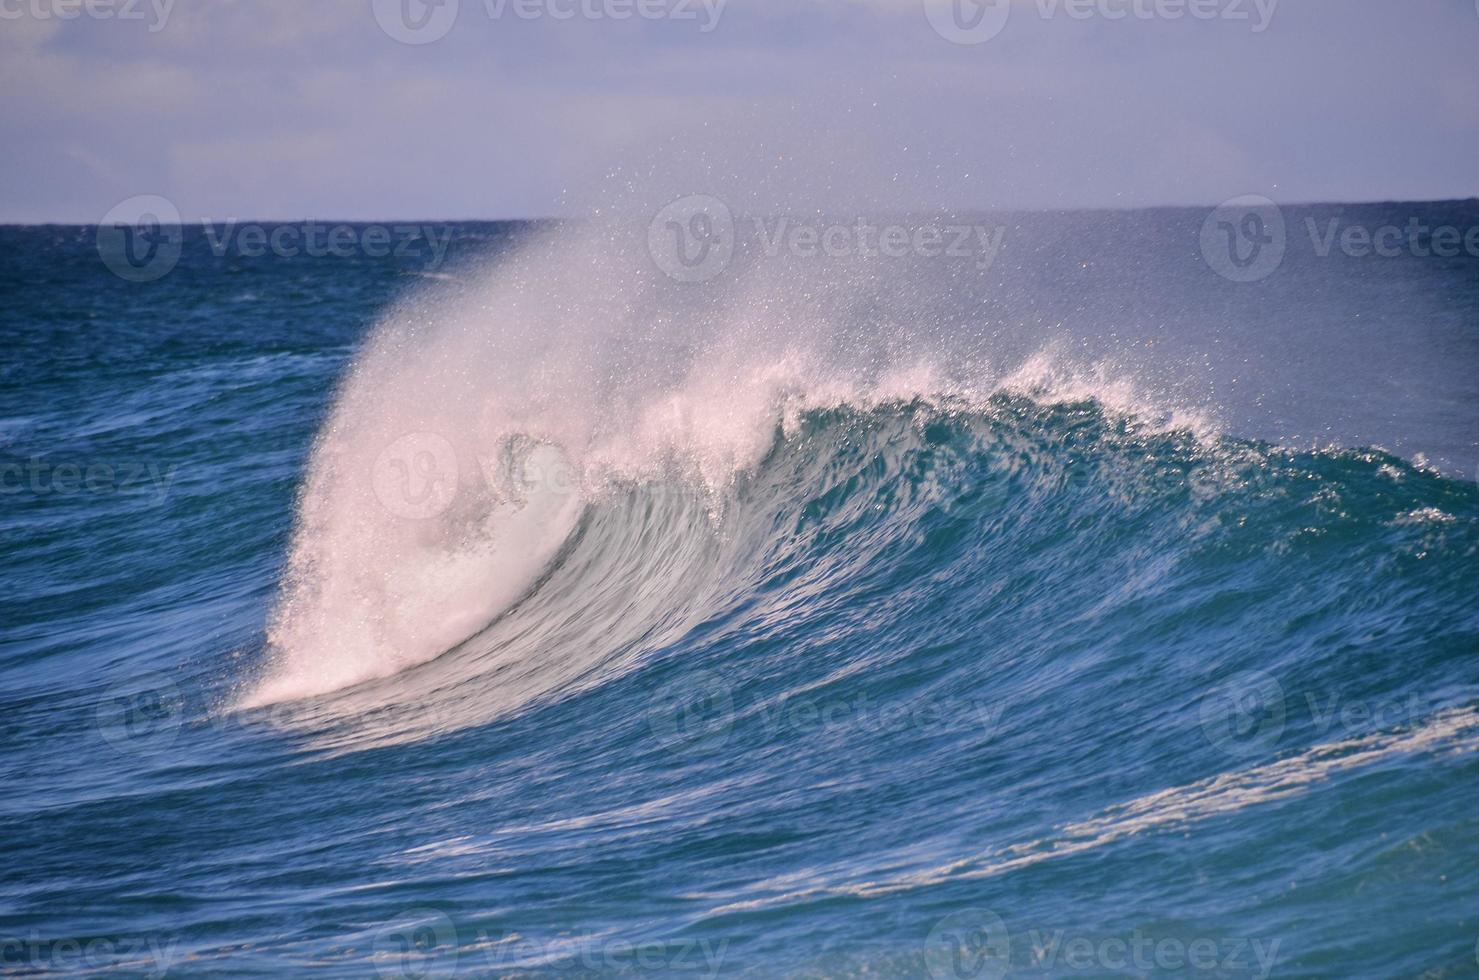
[240,220,1234,710]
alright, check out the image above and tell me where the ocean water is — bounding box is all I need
[1,203,1477,978]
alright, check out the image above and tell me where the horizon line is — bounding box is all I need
[4,194,1478,227]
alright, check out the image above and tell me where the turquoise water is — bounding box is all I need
[1,206,1477,977]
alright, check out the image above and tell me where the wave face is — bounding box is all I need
[5,212,1479,976]
[243,220,1228,710]
[250,379,1479,753]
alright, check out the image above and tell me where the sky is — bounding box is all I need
[2,0,1477,222]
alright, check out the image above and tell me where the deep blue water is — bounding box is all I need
[2,205,1478,978]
